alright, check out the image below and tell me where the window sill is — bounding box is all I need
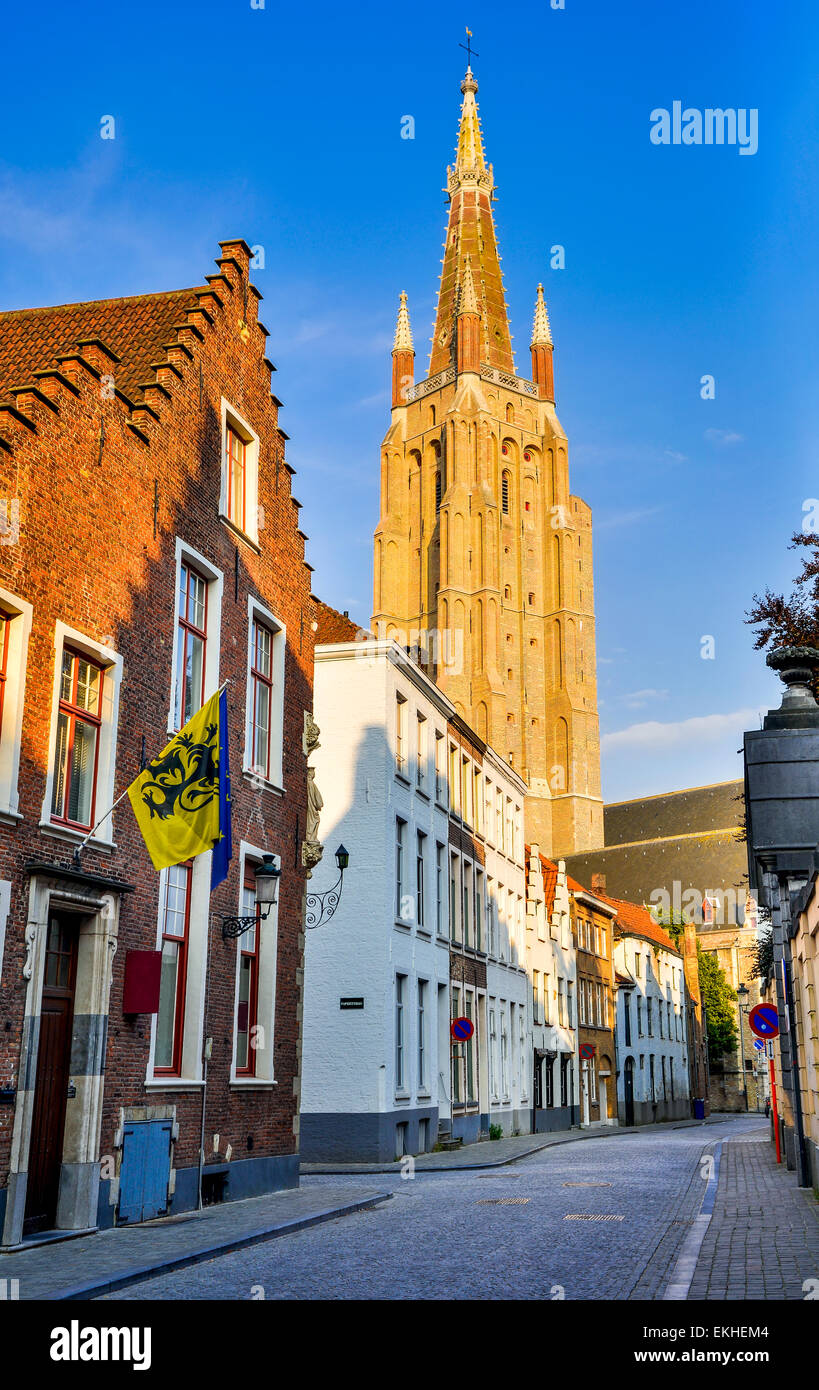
[145,1079,204,1090]
[230,1078,278,1089]
[415,786,430,802]
[417,926,432,938]
[219,512,261,553]
[395,769,410,787]
[38,821,115,852]
[394,919,412,932]
[394,1091,411,1103]
[241,769,285,797]
[0,807,22,826]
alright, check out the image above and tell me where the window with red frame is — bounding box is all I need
[226,424,247,532]
[250,618,273,780]
[175,562,207,729]
[51,648,104,830]
[0,610,9,742]
[155,861,192,1075]
[236,860,260,1074]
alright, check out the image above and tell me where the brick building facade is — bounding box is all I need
[0,239,314,1244]
[569,880,617,1124]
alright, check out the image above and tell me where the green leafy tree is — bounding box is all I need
[697,945,738,1059]
[751,923,774,981]
[746,531,819,698]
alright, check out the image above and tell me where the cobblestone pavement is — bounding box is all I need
[101,1115,764,1301]
[0,1184,392,1300]
[687,1133,819,1300]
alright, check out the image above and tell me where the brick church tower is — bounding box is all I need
[372,66,603,857]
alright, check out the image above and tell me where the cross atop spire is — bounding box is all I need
[459,25,479,67]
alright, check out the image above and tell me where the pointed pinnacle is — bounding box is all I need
[531,283,553,348]
[458,254,480,316]
[393,290,414,352]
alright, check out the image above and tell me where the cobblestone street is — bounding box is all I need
[97,1115,800,1302]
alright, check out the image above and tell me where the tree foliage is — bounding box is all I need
[697,944,738,1059]
[752,924,774,981]
[746,531,819,697]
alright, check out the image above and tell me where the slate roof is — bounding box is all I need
[0,287,207,408]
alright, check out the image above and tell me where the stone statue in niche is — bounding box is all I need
[302,710,324,877]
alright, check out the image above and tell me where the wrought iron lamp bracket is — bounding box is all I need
[220,905,271,941]
[305,870,344,930]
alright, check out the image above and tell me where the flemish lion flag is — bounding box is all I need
[128,690,230,873]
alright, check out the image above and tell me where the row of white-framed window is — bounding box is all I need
[395,692,523,862]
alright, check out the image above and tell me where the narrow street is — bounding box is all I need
[97,1115,817,1302]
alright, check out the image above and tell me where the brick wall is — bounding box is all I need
[0,239,314,1192]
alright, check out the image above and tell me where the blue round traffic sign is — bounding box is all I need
[749,1003,779,1039]
[451,1015,474,1041]
[753,1038,765,1051]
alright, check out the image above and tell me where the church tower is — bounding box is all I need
[372,66,603,856]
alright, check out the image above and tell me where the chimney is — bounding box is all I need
[591,872,606,894]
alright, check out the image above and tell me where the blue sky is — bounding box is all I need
[3,0,817,802]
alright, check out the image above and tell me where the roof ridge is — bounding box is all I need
[0,286,204,323]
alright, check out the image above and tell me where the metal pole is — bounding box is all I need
[738,1004,749,1112]
[769,1050,781,1164]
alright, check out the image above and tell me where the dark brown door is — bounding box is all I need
[24,915,78,1236]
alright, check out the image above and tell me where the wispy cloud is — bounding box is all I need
[664,449,686,462]
[705,428,744,446]
[602,706,766,752]
[620,688,669,709]
[595,505,663,531]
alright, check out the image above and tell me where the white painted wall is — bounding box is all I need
[614,935,690,1110]
[302,643,451,1120]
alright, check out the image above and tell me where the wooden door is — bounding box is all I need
[24,915,78,1236]
[624,1057,635,1127]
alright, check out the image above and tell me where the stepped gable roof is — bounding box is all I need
[0,286,206,408]
[598,892,680,954]
[538,854,559,917]
[313,597,368,645]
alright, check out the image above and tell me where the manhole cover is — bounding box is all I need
[564,1213,624,1221]
[562,1182,612,1187]
[477,1197,531,1205]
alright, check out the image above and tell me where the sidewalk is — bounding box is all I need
[687,1134,819,1299]
[0,1183,392,1301]
[300,1113,736,1174]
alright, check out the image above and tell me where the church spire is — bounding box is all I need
[530,283,555,401]
[429,68,514,377]
[391,291,415,408]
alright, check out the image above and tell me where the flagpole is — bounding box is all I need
[71,680,232,867]
[71,786,132,866]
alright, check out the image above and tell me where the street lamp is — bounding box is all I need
[220,854,281,940]
[305,844,350,929]
[737,982,750,1112]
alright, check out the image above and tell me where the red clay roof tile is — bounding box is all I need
[0,287,206,408]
